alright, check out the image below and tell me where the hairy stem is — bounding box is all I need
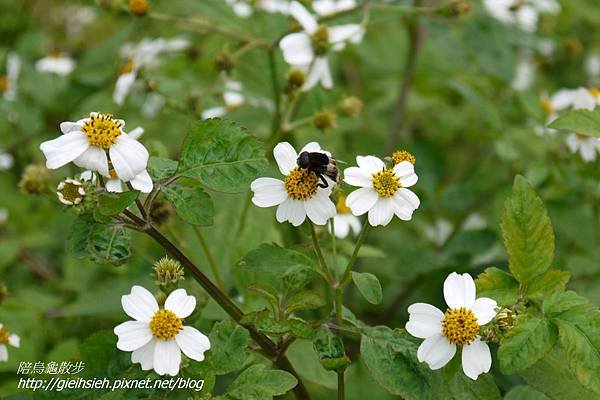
[309,221,334,284]
[192,225,225,291]
[340,221,371,287]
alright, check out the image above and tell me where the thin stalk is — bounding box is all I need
[330,219,338,271]
[309,221,334,284]
[192,225,225,291]
[268,49,282,136]
[337,370,345,400]
[340,221,370,287]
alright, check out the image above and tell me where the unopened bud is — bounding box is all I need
[391,150,416,165]
[496,308,516,331]
[19,164,50,194]
[564,37,583,57]
[313,110,337,131]
[215,49,236,73]
[286,69,306,93]
[57,178,86,206]
[337,96,363,118]
[153,257,185,288]
[447,0,470,16]
[128,0,148,16]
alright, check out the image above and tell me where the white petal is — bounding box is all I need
[40,132,90,170]
[109,135,149,181]
[128,127,144,140]
[60,121,84,134]
[368,198,395,226]
[406,303,444,339]
[393,161,418,187]
[343,166,372,187]
[299,142,331,157]
[329,24,364,46]
[356,155,385,174]
[461,338,492,380]
[391,189,420,220]
[279,32,314,65]
[106,178,124,193]
[417,333,456,370]
[273,142,298,175]
[346,187,378,216]
[153,339,181,376]
[175,326,211,362]
[114,320,153,351]
[251,177,288,207]
[276,198,307,226]
[348,214,362,235]
[332,215,350,238]
[304,191,336,225]
[165,288,196,319]
[303,57,333,91]
[130,170,153,193]
[8,334,20,348]
[289,1,317,33]
[122,285,159,322]
[443,272,476,309]
[131,339,156,370]
[113,71,137,105]
[202,106,227,120]
[0,345,7,362]
[471,298,497,325]
[73,146,109,177]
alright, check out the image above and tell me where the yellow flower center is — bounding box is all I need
[441,307,479,346]
[284,167,319,200]
[0,75,7,93]
[82,113,123,149]
[120,59,135,75]
[336,195,352,214]
[391,150,416,165]
[0,326,10,344]
[540,98,553,115]
[149,310,182,340]
[311,25,330,55]
[371,169,400,198]
[588,88,600,98]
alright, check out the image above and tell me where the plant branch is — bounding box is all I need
[191,225,225,291]
[309,221,334,284]
[340,221,371,287]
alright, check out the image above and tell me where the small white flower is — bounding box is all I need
[0,322,20,362]
[201,79,245,120]
[259,0,290,14]
[226,0,253,17]
[40,113,151,192]
[113,69,137,106]
[313,0,356,16]
[57,178,86,206]
[330,195,361,239]
[566,133,600,162]
[586,54,600,81]
[141,93,166,119]
[114,286,211,376]
[0,208,7,225]
[511,55,534,92]
[344,156,420,226]
[0,150,14,170]
[483,0,560,32]
[279,1,364,91]
[35,54,76,76]
[251,142,336,226]
[2,53,21,101]
[424,218,453,247]
[406,272,497,380]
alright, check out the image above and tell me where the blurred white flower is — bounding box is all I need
[344,156,419,226]
[406,272,497,380]
[0,322,20,362]
[225,0,290,17]
[483,0,560,32]
[2,53,21,101]
[330,195,362,239]
[462,213,487,231]
[566,133,600,162]
[35,54,75,76]
[0,150,14,170]
[279,1,364,91]
[313,0,356,16]
[114,286,211,376]
[585,53,600,81]
[251,142,336,226]
[425,218,453,246]
[226,0,253,17]
[141,93,166,119]
[511,56,534,91]
[62,5,96,36]
[40,113,151,192]
[202,79,245,119]
[0,209,7,225]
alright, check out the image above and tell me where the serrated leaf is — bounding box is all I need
[313,326,350,371]
[224,364,297,400]
[87,223,131,265]
[241,309,289,336]
[208,320,251,375]
[526,269,570,301]
[475,267,518,306]
[501,175,555,284]
[288,317,314,339]
[351,271,382,304]
[247,282,279,312]
[281,264,314,294]
[498,316,557,374]
[163,185,214,226]
[285,290,325,314]
[97,191,139,216]
[503,385,550,400]
[67,214,96,258]
[548,108,600,137]
[543,291,591,316]
[147,156,178,180]
[178,119,267,193]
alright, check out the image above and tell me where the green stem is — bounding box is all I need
[309,221,334,284]
[330,219,338,271]
[192,225,225,291]
[340,221,371,287]
[337,370,345,400]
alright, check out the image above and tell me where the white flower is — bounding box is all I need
[57,178,86,206]
[114,286,211,376]
[226,0,253,17]
[424,218,453,247]
[483,0,560,32]
[313,0,356,16]
[141,93,166,119]
[330,195,361,239]
[0,322,20,362]
[251,142,336,226]
[279,1,364,91]
[113,68,137,106]
[201,79,245,119]
[225,0,290,17]
[406,272,497,380]
[0,150,14,170]
[2,53,21,101]
[0,208,7,225]
[343,156,420,226]
[40,113,151,192]
[586,54,600,81]
[511,55,534,92]
[35,54,76,76]
[566,133,600,162]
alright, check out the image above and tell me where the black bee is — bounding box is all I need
[297,151,339,189]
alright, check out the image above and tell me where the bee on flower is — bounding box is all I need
[406,272,497,380]
[35,53,76,76]
[0,323,20,362]
[114,286,211,376]
[40,112,153,193]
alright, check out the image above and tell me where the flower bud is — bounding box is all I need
[313,110,337,131]
[311,25,330,55]
[153,257,185,288]
[495,307,516,331]
[57,178,86,206]
[336,96,363,118]
[19,164,50,194]
[150,197,173,226]
[215,49,236,73]
[128,0,148,16]
[447,0,470,16]
[286,68,306,93]
[391,150,416,165]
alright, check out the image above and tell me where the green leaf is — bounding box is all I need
[313,326,350,371]
[247,282,279,312]
[447,371,501,400]
[87,223,131,265]
[351,271,383,304]
[224,364,297,400]
[97,191,139,216]
[525,269,571,301]
[475,267,518,306]
[286,340,337,389]
[281,264,314,294]
[147,156,178,180]
[548,108,600,137]
[163,185,214,226]
[285,290,325,314]
[208,320,251,375]
[67,214,96,258]
[498,316,557,374]
[543,291,590,316]
[500,175,555,284]
[178,119,267,193]
[503,385,550,400]
[288,317,314,339]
